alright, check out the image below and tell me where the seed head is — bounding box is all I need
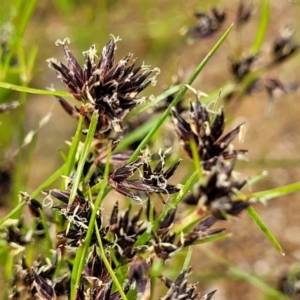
[48,36,159,134]
[188,8,226,40]
[109,150,182,203]
[184,159,249,220]
[171,97,247,170]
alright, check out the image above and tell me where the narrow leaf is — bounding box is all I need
[64,116,84,177]
[182,246,193,272]
[205,250,289,299]
[69,113,98,204]
[247,181,300,203]
[244,170,268,188]
[0,82,71,97]
[251,0,270,54]
[247,206,285,255]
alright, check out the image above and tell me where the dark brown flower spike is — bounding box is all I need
[48,189,110,249]
[108,157,150,203]
[200,290,218,300]
[157,208,176,234]
[75,275,119,300]
[272,27,300,64]
[1,219,30,246]
[109,151,182,203]
[185,159,249,220]
[264,77,287,101]
[179,216,224,247]
[109,202,148,259]
[32,269,56,300]
[264,77,298,102]
[160,268,200,300]
[161,270,217,300]
[229,54,258,81]
[172,97,247,170]
[123,257,151,300]
[188,8,226,40]
[48,36,159,133]
[84,246,111,285]
[236,0,254,26]
[10,251,69,300]
[20,192,44,219]
[277,266,300,297]
[0,162,13,206]
[56,96,80,119]
[151,233,178,260]
[142,149,182,196]
[241,75,298,101]
[152,212,225,259]
[28,199,43,218]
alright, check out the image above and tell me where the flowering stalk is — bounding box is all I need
[69,112,98,205]
[64,115,85,178]
[129,24,233,162]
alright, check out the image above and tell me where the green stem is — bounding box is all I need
[182,246,193,272]
[156,171,197,225]
[190,139,203,179]
[64,116,84,178]
[247,206,285,255]
[39,209,52,252]
[69,112,98,204]
[0,81,71,97]
[95,222,127,300]
[251,0,270,55]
